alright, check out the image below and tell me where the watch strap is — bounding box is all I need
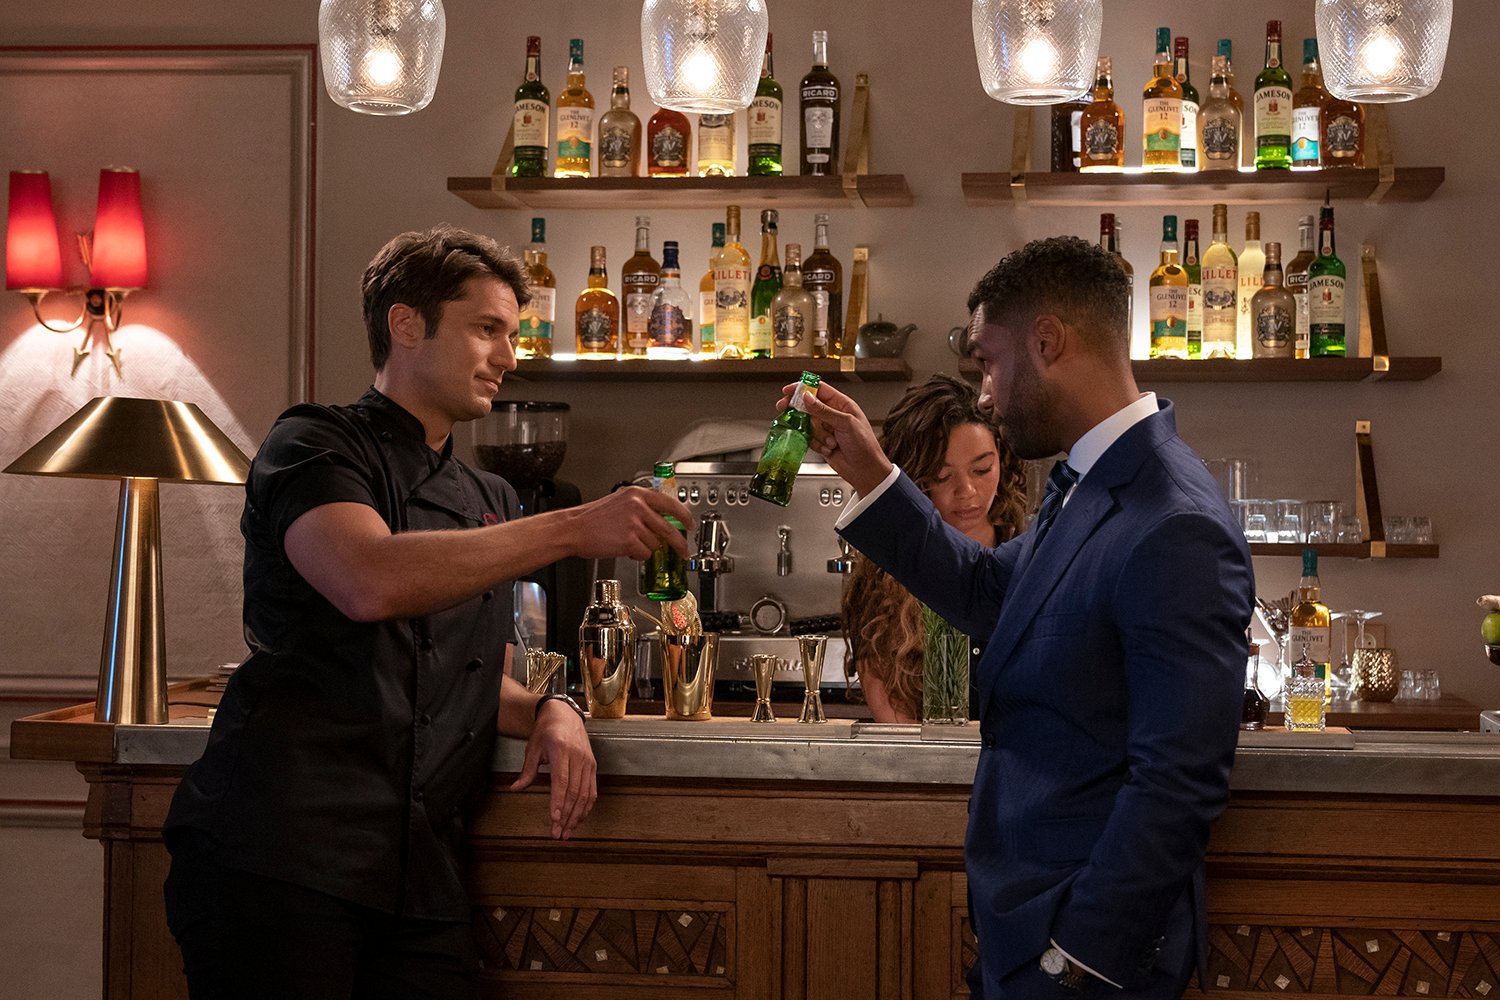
[535,692,587,724]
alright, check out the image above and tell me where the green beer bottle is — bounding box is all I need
[639,461,688,600]
[749,372,821,506]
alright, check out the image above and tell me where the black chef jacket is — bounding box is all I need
[165,387,518,921]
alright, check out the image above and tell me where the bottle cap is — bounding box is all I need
[1162,215,1178,241]
[1156,27,1172,53]
[531,217,546,244]
[1304,37,1318,62]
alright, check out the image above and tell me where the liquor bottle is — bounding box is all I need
[1241,637,1268,731]
[800,30,841,176]
[1292,38,1328,170]
[1078,56,1125,171]
[1100,214,1134,350]
[749,209,782,358]
[1253,21,1293,170]
[1049,92,1090,172]
[1199,55,1241,172]
[648,105,691,177]
[1201,203,1239,358]
[803,212,843,358]
[1289,547,1333,703]
[555,38,594,178]
[597,66,641,177]
[699,222,724,356]
[1251,241,1296,358]
[1286,214,1316,359]
[517,217,556,359]
[1183,219,1203,358]
[747,34,783,176]
[1308,196,1346,357]
[1217,38,1249,168]
[1321,92,1365,168]
[749,372,821,506]
[640,462,688,601]
[575,245,619,358]
[649,241,693,359]
[1148,215,1188,360]
[621,216,661,358]
[772,244,816,359]
[697,113,736,176]
[1142,27,1184,172]
[510,36,550,178]
[1236,211,1265,360]
[714,205,753,358]
[1174,37,1199,172]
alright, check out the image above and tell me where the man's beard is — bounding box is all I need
[994,358,1060,461]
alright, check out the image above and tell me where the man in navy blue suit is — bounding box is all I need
[789,236,1253,999]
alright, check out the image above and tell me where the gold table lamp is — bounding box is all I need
[5,397,250,724]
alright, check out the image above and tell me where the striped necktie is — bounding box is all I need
[1032,460,1081,546]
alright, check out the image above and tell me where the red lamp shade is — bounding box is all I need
[89,167,148,290]
[6,171,64,291]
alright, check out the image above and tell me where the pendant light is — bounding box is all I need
[318,0,447,115]
[641,0,769,114]
[1315,0,1452,103]
[972,0,1103,105]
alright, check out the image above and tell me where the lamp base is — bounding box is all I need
[95,476,167,724]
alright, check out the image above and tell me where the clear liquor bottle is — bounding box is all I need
[749,209,782,358]
[1099,213,1134,351]
[1254,21,1293,170]
[1236,211,1265,360]
[749,372,821,506]
[747,35,783,176]
[714,205,753,358]
[1142,27,1184,172]
[699,222,724,356]
[1078,57,1125,172]
[697,113,736,176]
[555,38,594,178]
[1288,548,1333,702]
[1320,92,1365,168]
[517,217,555,359]
[1292,39,1328,170]
[1308,197,1346,357]
[772,244,816,359]
[1199,55,1241,172]
[621,216,660,359]
[803,213,843,358]
[1201,203,1239,358]
[596,66,641,177]
[575,245,619,358]
[1174,37,1199,172]
[640,462,688,601]
[510,36,550,178]
[800,30,841,176]
[649,241,693,359]
[1251,242,1296,358]
[1285,215,1316,359]
[1148,215,1189,359]
[647,106,691,177]
[1183,218,1203,358]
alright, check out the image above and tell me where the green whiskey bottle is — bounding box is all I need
[749,372,821,506]
[639,462,688,601]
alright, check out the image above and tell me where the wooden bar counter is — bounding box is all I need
[12,689,1500,999]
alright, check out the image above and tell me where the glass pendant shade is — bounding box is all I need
[1316,0,1451,102]
[641,0,769,114]
[318,0,446,115]
[6,171,63,292]
[90,168,148,290]
[972,0,1103,105]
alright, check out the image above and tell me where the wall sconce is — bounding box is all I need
[1316,0,1452,102]
[972,0,1103,105]
[641,0,769,113]
[4,397,250,725]
[5,168,148,376]
[319,0,447,115]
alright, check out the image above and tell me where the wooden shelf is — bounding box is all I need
[1249,542,1438,559]
[958,356,1440,383]
[961,166,1445,207]
[448,173,913,210]
[508,357,911,383]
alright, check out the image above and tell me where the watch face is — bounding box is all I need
[1040,948,1068,976]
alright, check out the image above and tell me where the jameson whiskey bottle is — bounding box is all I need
[1292,39,1328,169]
[699,222,724,355]
[575,245,619,358]
[517,217,555,359]
[1286,215,1316,359]
[1251,242,1296,359]
[621,216,661,358]
[697,113,736,176]
[1174,37,1199,171]
[747,34,783,176]
[1078,56,1124,171]
[555,38,594,178]
[750,372,820,506]
[1148,215,1188,360]
[1199,55,1241,172]
[749,209,782,358]
[648,106,691,177]
[510,36,550,177]
[1183,219,1203,358]
[1201,203,1238,358]
[803,213,842,358]
[772,244,815,359]
[640,462,688,601]
[1308,196,1346,357]
[1142,27,1183,172]
[1253,20,1293,170]
[1289,548,1333,703]
[714,205,753,358]
[649,241,693,359]
[597,66,641,177]
[800,30,841,176]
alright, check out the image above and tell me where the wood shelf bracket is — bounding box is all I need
[1359,241,1391,370]
[1354,419,1386,557]
[842,246,869,372]
[484,121,525,209]
[1364,103,1397,203]
[840,72,873,203]
[1009,109,1032,203]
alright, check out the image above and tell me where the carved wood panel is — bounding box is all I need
[473,903,732,980]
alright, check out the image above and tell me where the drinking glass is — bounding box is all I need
[1241,500,1271,543]
[1422,669,1441,702]
[1307,501,1339,544]
[1329,610,1353,703]
[1285,670,1328,731]
[1398,669,1418,702]
[1275,500,1305,544]
[1384,515,1414,544]
[1336,507,1364,544]
[1410,516,1434,545]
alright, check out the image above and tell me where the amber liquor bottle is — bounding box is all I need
[554,38,594,178]
[648,107,691,177]
[1142,27,1184,172]
[575,245,619,358]
[1078,57,1124,171]
[1292,38,1329,169]
[517,217,555,359]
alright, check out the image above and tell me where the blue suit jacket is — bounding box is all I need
[841,400,1253,995]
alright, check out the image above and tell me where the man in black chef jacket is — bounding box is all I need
[162,226,694,999]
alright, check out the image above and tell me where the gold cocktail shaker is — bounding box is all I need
[578,579,636,719]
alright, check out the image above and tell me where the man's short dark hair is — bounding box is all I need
[966,235,1130,359]
[361,225,531,370]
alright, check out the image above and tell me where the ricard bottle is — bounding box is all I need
[802,213,843,358]
[750,372,821,506]
[640,462,688,601]
[800,30,841,176]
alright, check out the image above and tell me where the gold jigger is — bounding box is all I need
[661,632,720,721]
[749,654,782,723]
[579,580,636,718]
[797,635,828,724]
[1351,647,1399,702]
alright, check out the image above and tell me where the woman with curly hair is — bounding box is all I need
[840,374,1029,722]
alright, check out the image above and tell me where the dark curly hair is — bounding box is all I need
[966,235,1130,360]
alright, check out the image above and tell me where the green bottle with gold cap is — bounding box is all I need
[639,461,688,600]
[749,372,820,506]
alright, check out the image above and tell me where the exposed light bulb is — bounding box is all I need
[362,43,403,86]
[1017,34,1061,84]
[1359,28,1403,80]
[681,46,721,92]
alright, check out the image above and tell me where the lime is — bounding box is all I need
[1483,611,1500,645]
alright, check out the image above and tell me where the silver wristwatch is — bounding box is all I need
[534,692,587,724]
[1040,947,1092,991]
